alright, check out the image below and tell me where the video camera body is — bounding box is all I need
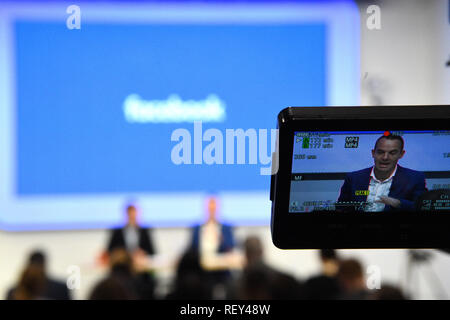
[270,106,450,249]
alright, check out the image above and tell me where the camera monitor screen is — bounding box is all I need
[288,130,450,213]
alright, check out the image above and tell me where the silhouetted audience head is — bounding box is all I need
[238,236,303,300]
[320,249,338,261]
[337,259,363,285]
[239,264,303,300]
[109,248,133,277]
[371,284,407,300]
[303,249,341,299]
[240,265,272,299]
[7,249,72,300]
[167,248,212,300]
[13,264,46,300]
[337,258,368,299]
[239,236,269,299]
[270,272,304,300]
[244,236,264,267]
[89,248,150,300]
[304,274,340,300]
[89,277,135,300]
[319,249,340,277]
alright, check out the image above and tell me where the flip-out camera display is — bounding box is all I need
[289,130,449,213]
[270,106,450,249]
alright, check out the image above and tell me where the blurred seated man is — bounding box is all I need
[6,250,71,300]
[190,196,235,287]
[107,203,155,261]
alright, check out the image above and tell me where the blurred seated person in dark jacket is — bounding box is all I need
[90,248,155,300]
[337,258,371,300]
[370,283,407,300]
[165,248,213,300]
[304,249,341,300]
[6,250,71,300]
[107,203,155,259]
[234,236,303,300]
[190,196,236,289]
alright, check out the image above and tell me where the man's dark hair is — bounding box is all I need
[374,134,404,151]
[124,201,138,214]
[319,249,338,261]
[244,236,264,265]
[28,250,46,267]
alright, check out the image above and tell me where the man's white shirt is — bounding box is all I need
[365,165,398,212]
[200,221,220,256]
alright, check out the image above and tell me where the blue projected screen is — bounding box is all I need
[0,1,360,230]
[289,131,450,213]
[16,23,326,194]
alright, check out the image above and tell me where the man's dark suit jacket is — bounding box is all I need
[190,224,235,253]
[338,165,427,211]
[107,227,155,255]
[6,277,71,300]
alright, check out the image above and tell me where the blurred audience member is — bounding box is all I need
[6,250,71,300]
[165,248,213,300]
[303,249,341,300]
[190,196,235,288]
[89,248,155,300]
[90,248,136,299]
[319,249,340,277]
[337,258,370,300]
[244,236,265,268]
[270,272,304,300]
[239,266,273,299]
[232,236,271,299]
[107,203,155,257]
[10,265,46,300]
[233,236,303,300]
[105,202,156,281]
[370,284,407,300]
[89,277,135,300]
